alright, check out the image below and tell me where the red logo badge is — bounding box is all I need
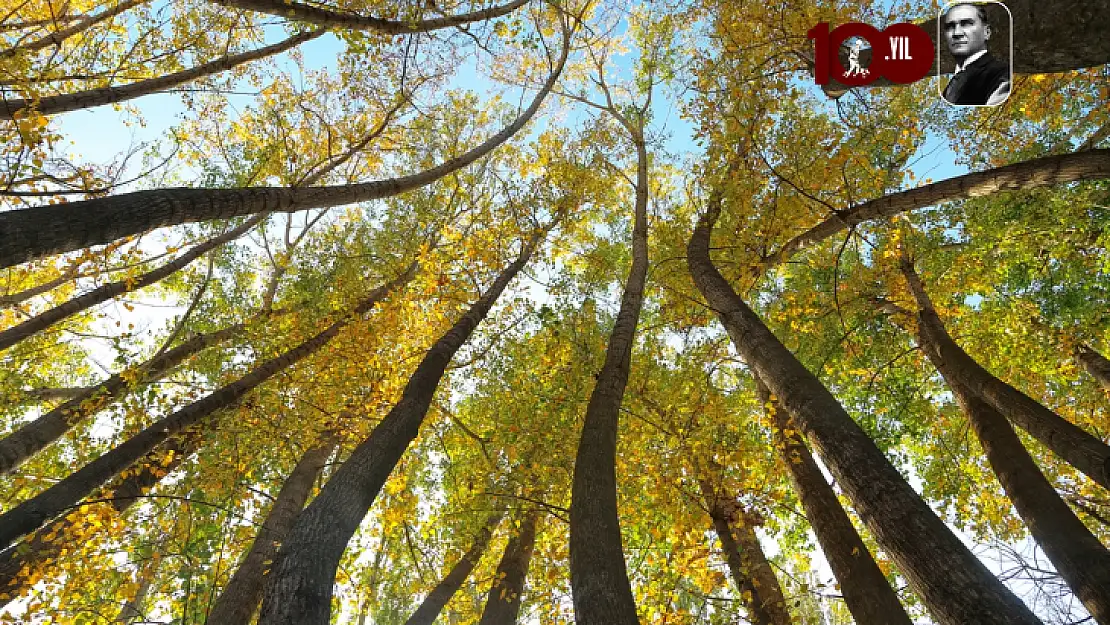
[808,22,934,86]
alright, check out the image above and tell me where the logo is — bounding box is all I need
[808,22,934,86]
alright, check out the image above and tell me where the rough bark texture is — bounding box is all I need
[755,377,913,625]
[0,214,262,354]
[0,37,568,269]
[763,149,1110,271]
[687,199,1041,624]
[0,320,246,475]
[901,260,1110,491]
[403,513,503,625]
[697,476,791,625]
[817,0,1110,97]
[1076,343,1110,393]
[478,509,538,625]
[0,433,199,606]
[204,438,337,625]
[0,31,322,119]
[0,264,415,550]
[214,0,529,33]
[568,133,648,625]
[255,230,546,625]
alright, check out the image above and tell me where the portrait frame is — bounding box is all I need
[936,0,1014,108]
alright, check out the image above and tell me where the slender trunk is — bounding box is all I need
[256,227,550,625]
[0,319,245,474]
[478,509,538,625]
[0,37,568,269]
[115,555,157,623]
[0,433,198,606]
[0,267,78,308]
[0,214,264,354]
[569,134,648,625]
[1076,343,1110,392]
[763,149,1110,271]
[204,437,338,625]
[0,263,416,550]
[403,513,504,625]
[215,0,529,34]
[755,376,913,625]
[900,260,1110,491]
[0,31,323,119]
[0,0,147,58]
[686,197,1041,624]
[697,476,791,625]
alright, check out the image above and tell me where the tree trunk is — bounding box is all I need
[255,228,549,625]
[0,319,246,474]
[900,260,1110,491]
[204,437,338,625]
[0,31,324,119]
[697,475,791,625]
[478,509,539,625]
[0,0,147,58]
[0,214,263,354]
[568,133,648,625]
[0,433,199,606]
[214,0,529,34]
[403,513,504,625]
[686,196,1042,624]
[115,555,157,623]
[763,149,1110,270]
[0,38,568,269]
[0,263,416,550]
[1076,343,1110,392]
[755,376,913,625]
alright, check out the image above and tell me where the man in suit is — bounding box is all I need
[941,3,1011,106]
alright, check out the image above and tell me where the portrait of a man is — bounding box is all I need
[940,2,1011,106]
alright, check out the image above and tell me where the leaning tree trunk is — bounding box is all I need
[568,131,649,625]
[204,437,338,625]
[478,509,539,625]
[255,226,551,625]
[214,0,529,34]
[0,214,264,354]
[900,259,1110,491]
[687,194,1041,624]
[0,0,148,58]
[0,263,417,550]
[1075,343,1110,393]
[697,475,791,625]
[0,35,568,269]
[755,376,913,625]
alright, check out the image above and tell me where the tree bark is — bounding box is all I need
[403,512,504,625]
[763,149,1110,271]
[686,196,1042,624]
[0,35,568,269]
[568,132,648,625]
[478,509,538,625]
[901,260,1110,491]
[0,214,263,354]
[755,376,913,625]
[214,0,530,34]
[0,31,323,119]
[255,227,549,625]
[1076,343,1110,393]
[0,263,416,550]
[697,475,791,625]
[204,437,338,625]
[0,319,247,474]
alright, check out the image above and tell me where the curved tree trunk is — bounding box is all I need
[0,262,416,550]
[1076,343,1110,392]
[403,513,504,625]
[697,474,791,625]
[215,0,529,34]
[687,195,1041,624]
[0,31,323,119]
[204,437,338,625]
[568,131,648,625]
[0,36,568,269]
[0,214,263,354]
[478,509,538,625]
[755,376,913,625]
[900,260,1110,491]
[255,226,550,625]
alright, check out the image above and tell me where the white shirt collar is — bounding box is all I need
[955,50,988,74]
